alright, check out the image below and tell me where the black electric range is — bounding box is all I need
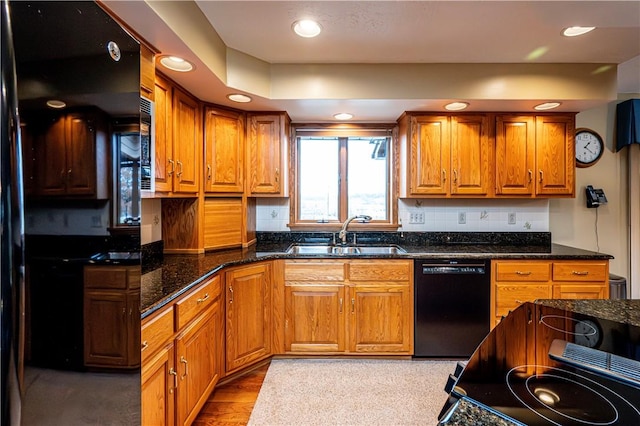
[439,302,640,425]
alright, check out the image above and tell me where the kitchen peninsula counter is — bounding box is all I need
[141,236,613,318]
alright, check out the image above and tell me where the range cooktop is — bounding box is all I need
[441,302,640,425]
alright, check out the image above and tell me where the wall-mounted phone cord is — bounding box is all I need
[595,207,600,253]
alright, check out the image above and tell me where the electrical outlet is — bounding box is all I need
[409,212,425,224]
[508,212,516,225]
[458,212,466,224]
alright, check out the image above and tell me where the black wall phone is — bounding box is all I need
[586,185,607,208]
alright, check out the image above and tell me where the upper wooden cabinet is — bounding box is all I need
[140,43,155,100]
[31,109,109,199]
[246,112,290,196]
[204,107,244,193]
[495,114,575,197]
[398,113,491,197]
[154,73,201,195]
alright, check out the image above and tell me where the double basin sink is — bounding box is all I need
[286,244,406,256]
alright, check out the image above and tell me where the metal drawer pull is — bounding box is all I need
[515,271,532,275]
[572,271,589,275]
[180,356,188,378]
[515,299,524,304]
[141,341,149,351]
[169,368,178,393]
[197,293,209,304]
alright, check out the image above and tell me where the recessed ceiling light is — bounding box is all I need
[292,20,322,38]
[333,113,353,120]
[444,102,469,111]
[159,55,194,72]
[227,93,252,103]
[562,26,596,37]
[534,102,562,111]
[46,99,66,109]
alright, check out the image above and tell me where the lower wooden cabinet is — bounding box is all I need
[83,265,140,369]
[492,259,609,328]
[225,262,272,373]
[283,259,413,355]
[141,275,223,426]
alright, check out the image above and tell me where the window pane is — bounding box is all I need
[347,137,388,220]
[299,137,339,220]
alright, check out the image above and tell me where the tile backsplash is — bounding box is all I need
[256,198,549,232]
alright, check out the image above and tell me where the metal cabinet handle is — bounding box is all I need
[515,271,532,276]
[275,168,279,184]
[442,169,446,182]
[207,164,212,181]
[197,293,209,304]
[539,170,543,182]
[229,286,234,304]
[60,169,66,183]
[141,341,149,351]
[176,161,183,178]
[351,298,355,314]
[572,271,589,276]
[453,169,458,184]
[169,368,178,393]
[339,298,343,313]
[180,356,188,379]
[168,159,174,176]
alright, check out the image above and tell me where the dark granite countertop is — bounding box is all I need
[141,236,613,319]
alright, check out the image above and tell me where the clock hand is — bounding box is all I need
[583,144,595,154]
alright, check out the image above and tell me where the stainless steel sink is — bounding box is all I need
[286,244,406,255]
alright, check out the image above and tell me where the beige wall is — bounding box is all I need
[550,94,639,283]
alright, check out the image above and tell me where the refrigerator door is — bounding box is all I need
[1,0,26,424]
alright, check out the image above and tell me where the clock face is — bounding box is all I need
[575,129,604,167]
[574,319,600,348]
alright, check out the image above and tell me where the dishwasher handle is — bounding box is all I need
[420,264,486,274]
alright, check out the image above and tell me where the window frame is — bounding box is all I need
[289,123,398,231]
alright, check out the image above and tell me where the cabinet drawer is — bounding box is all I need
[495,284,551,317]
[494,262,551,282]
[84,265,141,290]
[348,260,411,282]
[175,275,221,329]
[552,262,607,282]
[284,260,345,282]
[141,305,174,362]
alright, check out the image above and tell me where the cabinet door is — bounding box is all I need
[36,115,67,195]
[284,284,346,353]
[154,74,173,192]
[83,290,128,367]
[535,115,575,196]
[495,115,535,195]
[203,198,243,250]
[175,304,220,426]
[173,87,200,193]
[142,343,175,426]
[226,263,272,372]
[247,114,284,195]
[348,285,413,353]
[409,115,450,195]
[450,115,491,195]
[204,107,244,193]
[65,112,97,195]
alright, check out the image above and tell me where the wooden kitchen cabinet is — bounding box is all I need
[83,265,141,369]
[283,259,413,355]
[535,115,575,196]
[492,259,608,328]
[204,106,244,193]
[140,43,155,100]
[495,115,536,196]
[225,262,272,373]
[398,113,491,197]
[246,112,290,196]
[154,73,201,194]
[33,109,109,198]
[141,274,223,426]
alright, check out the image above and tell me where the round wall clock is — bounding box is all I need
[575,128,604,168]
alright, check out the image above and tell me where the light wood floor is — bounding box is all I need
[192,361,270,425]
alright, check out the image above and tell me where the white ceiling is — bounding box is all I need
[105,0,640,122]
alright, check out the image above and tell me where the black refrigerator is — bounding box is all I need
[1,1,26,423]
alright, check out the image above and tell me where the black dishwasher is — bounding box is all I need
[414,259,490,358]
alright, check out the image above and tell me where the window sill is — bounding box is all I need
[287,222,400,232]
